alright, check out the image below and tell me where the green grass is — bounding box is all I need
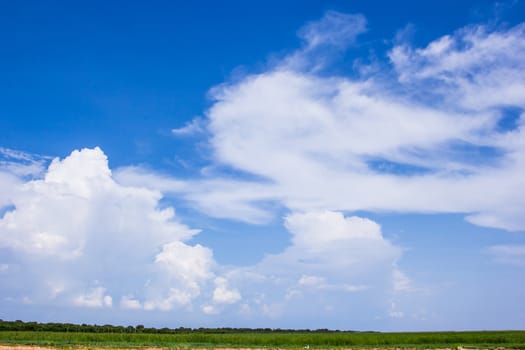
[1,330,525,349]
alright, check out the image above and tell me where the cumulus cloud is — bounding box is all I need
[0,147,216,312]
[286,211,383,248]
[144,241,215,311]
[200,277,242,316]
[218,211,404,326]
[212,277,241,304]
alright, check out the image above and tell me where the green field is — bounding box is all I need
[1,330,525,349]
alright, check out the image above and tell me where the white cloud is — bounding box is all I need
[297,274,367,292]
[120,295,142,310]
[0,148,200,259]
[220,211,404,324]
[298,275,325,287]
[273,211,401,277]
[298,11,366,50]
[73,287,112,308]
[212,277,241,304]
[389,23,525,110]
[0,171,20,209]
[145,241,215,310]
[200,66,525,230]
[392,269,412,292]
[114,168,279,224]
[0,147,216,311]
[0,147,50,178]
[143,288,198,311]
[155,241,214,286]
[202,305,218,314]
[286,211,383,248]
[115,17,525,232]
[172,117,206,136]
[285,11,367,71]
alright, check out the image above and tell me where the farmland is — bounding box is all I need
[1,321,525,349]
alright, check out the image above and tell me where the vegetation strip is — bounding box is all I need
[1,331,525,349]
[1,321,524,349]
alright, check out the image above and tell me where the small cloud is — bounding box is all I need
[202,305,219,314]
[144,288,198,311]
[298,275,325,287]
[393,269,412,292]
[172,117,205,136]
[298,11,367,50]
[212,277,241,304]
[73,287,112,308]
[120,295,142,310]
[287,11,367,70]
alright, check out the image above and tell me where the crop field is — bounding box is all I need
[1,330,525,349]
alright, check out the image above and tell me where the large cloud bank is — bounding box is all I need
[0,147,406,327]
[121,12,525,231]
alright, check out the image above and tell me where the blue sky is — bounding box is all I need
[1,0,525,331]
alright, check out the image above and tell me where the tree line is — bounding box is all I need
[0,319,353,334]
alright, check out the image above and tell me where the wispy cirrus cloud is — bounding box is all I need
[172,117,206,136]
[117,13,525,232]
[0,147,51,178]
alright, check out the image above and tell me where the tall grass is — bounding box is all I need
[1,330,525,348]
